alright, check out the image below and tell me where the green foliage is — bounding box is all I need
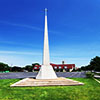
[76,68,81,71]
[81,66,86,71]
[54,69,59,72]
[0,62,40,72]
[11,66,23,72]
[25,65,33,72]
[0,62,9,71]
[90,56,100,71]
[80,56,100,71]
[0,78,100,100]
[72,68,76,72]
[32,63,40,67]
[86,72,94,78]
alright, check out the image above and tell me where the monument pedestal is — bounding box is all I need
[36,65,57,79]
[11,77,84,87]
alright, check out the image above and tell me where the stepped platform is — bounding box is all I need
[11,77,84,87]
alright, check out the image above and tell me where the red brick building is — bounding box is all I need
[33,62,75,72]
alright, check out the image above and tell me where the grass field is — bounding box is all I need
[0,78,100,100]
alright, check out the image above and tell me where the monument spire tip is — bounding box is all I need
[45,8,48,11]
[45,8,48,16]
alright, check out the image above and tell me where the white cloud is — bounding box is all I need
[0,50,93,67]
[0,21,42,31]
[0,55,42,67]
[0,50,42,67]
[0,41,37,48]
[0,50,42,56]
[0,20,62,35]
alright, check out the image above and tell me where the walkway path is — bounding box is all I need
[93,78,100,84]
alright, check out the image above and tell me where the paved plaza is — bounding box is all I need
[0,72,86,79]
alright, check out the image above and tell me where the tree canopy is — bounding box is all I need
[0,62,9,71]
[90,56,100,71]
[80,56,100,71]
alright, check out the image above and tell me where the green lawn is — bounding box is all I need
[0,78,100,100]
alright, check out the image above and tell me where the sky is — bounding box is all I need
[0,0,100,67]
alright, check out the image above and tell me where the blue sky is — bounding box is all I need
[0,0,100,67]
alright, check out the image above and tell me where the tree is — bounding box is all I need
[32,63,40,67]
[81,66,86,71]
[11,66,22,72]
[0,62,9,71]
[90,56,100,71]
[76,68,81,71]
[81,56,100,71]
[25,65,33,72]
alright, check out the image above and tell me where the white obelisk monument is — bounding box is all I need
[10,8,84,87]
[36,8,57,79]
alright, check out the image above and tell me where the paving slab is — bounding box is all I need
[10,77,84,87]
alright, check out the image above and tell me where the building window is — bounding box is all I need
[64,66,67,69]
[54,66,57,69]
[34,67,37,69]
[59,66,61,69]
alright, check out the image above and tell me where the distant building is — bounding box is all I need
[33,62,75,72]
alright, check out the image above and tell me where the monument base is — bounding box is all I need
[36,65,57,79]
[10,77,84,87]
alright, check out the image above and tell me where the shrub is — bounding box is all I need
[86,72,94,78]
